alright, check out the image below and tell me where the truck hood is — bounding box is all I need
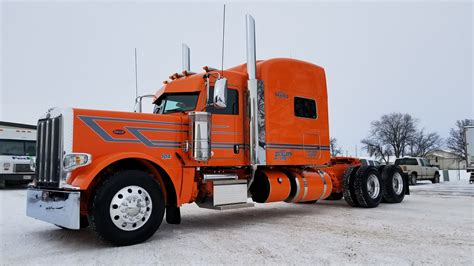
[72,108,187,159]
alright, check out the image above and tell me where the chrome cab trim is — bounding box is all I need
[26,188,80,229]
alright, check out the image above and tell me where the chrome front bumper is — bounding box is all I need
[26,188,81,229]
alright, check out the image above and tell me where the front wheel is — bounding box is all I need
[90,170,165,246]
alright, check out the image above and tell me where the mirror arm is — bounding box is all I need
[134,94,155,113]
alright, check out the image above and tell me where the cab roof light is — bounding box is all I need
[169,73,178,80]
[203,66,218,72]
[182,70,196,76]
[169,73,184,80]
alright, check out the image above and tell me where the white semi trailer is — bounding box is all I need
[466,126,474,183]
[0,127,36,188]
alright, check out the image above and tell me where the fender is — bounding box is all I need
[70,152,182,204]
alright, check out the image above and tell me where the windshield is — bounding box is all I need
[0,140,36,156]
[395,158,418,165]
[153,93,199,114]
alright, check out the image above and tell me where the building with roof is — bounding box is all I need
[426,149,466,170]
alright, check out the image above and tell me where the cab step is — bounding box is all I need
[198,202,254,210]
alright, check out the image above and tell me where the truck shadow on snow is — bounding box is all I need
[30,201,350,249]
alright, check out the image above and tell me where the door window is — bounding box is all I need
[206,87,239,115]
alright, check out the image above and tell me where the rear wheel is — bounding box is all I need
[353,166,382,208]
[90,170,165,246]
[409,174,417,186]
[343,166,360,207]
[381,165,405,203]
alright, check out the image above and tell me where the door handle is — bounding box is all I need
[234,145,240,154]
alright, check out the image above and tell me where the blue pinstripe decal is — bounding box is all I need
[78,115,185,148]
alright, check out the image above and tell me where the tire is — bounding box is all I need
[377,165,386,175]
[409,174,417,186]
[343,166,360,207]
[381,165,405,203]
[353,166,382,208]
[325,192,343,200]
[432,172,440,184]
[90,170,165,246]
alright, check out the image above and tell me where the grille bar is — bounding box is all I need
[36,116,63,187]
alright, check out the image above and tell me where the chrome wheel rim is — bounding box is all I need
[367,174,380,199]
[392,173,404,195]
[109,185,152,231]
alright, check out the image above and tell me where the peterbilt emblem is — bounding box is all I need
[275,91,288,99]
[112,129,126,135]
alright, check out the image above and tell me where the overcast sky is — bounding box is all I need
[1,0,472,156]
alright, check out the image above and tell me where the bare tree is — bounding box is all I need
[361,138,393,163]
[330,137,343,157]
[446,119,473,161]
[406,129,443,157]
[361,113,417,160]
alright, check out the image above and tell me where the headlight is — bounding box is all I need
[30,159,36,172]
[3,163,11,170]
[63,153,92,171]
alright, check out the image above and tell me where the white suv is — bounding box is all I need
[394,157,440,185]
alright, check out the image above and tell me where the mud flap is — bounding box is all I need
[403,173,410,195]
[166,205,181,225]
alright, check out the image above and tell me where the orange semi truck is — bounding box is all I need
[26,15,408,246]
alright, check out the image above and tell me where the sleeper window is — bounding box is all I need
[294,97,317,119]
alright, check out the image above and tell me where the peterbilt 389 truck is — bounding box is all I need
[26,15,408,246]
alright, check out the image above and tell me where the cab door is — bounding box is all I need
[419,158,428,178]
[422,159,434,177]
[207,87,244,166]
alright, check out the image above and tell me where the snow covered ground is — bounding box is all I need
[1,181,473,265]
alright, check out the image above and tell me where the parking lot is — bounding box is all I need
[1,181,473,265]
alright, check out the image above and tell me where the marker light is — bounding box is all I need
[63,153,92,171]
[30,159,36,172]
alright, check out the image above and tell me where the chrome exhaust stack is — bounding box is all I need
[182,43,190,72]
[246,15,256,80]
[246,14,266,167]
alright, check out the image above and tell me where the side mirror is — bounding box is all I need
[213,78,228,108]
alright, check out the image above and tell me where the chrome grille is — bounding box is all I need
[36,116,62,187]
[14,164,32,173]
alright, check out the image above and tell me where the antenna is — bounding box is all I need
[134,48,138,99]
[220,4,226,76]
